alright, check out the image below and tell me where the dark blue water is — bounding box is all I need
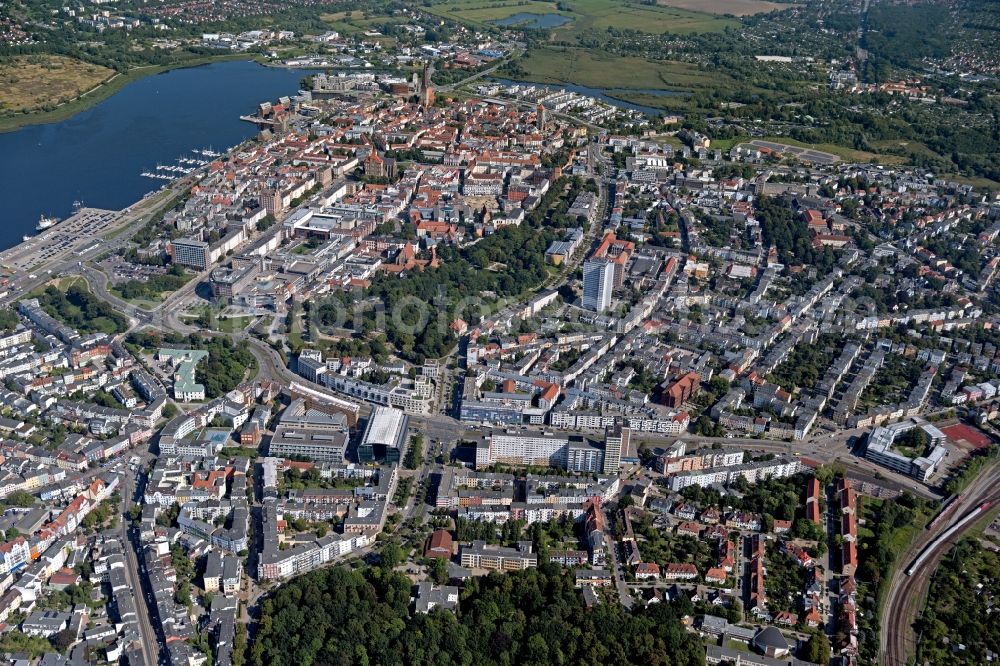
[0,60,308,251]
[493,13,571,29]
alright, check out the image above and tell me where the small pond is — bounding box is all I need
[492,13,572,29]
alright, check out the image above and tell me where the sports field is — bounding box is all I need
[656,0,798,16]
[0,55,114,114]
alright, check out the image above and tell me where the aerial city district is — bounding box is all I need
[0,0,998,664]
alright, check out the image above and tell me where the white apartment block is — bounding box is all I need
[477,431,568,469]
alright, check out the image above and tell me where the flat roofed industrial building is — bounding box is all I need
[359,406,409,463]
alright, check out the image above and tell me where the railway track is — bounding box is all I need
[880,463,1000,665]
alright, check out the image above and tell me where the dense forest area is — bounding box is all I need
[862,4,954,70]
[251,565,706,666]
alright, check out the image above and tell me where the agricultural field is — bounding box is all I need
[655,0,799,16]
[319,15,365,34]
[426,0,736,36]
[425,0,570,26]
[558,0,738,34]
[0,56,114,114]
[319,10,362,22]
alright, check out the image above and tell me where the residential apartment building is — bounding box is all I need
[582,259,615,312]
[667,457,802,491]
[169,238,211,270]
[460,541,538,571]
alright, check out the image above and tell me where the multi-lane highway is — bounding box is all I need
[879,460,1000,666]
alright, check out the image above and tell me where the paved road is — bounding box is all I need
[436,50,522,93]
[63,260,210,328]
[880,460,1000,666]
[138,279,943,506]
[604,504,634,609]
[0,179,191,306]
[72,249,943,506]
[119,465,162,664]
[549,142,606,279]
[394,437,438,532]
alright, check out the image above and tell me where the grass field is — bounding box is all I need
[320,19,365,35]
[426,0,736,36]
[656,0,798,16]
[323,11,402,29]
[320,10,362,22]
[870,139,942,161]
[220,315,257,330]
[320,10,409,44]
[118,295,161,310]
[711,135,909,165]
[865,139,1000,186]
[431,0,570,23]
[0,56,114,114]
[559,0,738,34]
[940,174,1000,189]
[423,0,566,27]
[32,275,87,295]
[514,46,735,91]
[603,90,695,112]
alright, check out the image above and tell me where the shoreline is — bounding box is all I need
[0,53,264,134]
[0,181,190,276]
